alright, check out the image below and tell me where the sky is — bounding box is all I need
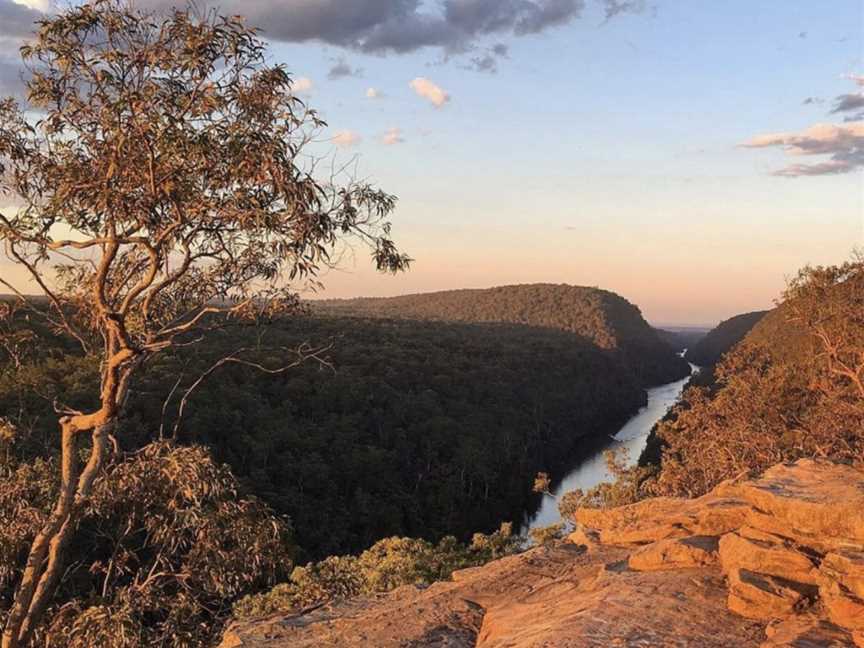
[0,0,862,326]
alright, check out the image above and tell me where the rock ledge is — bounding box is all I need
[221,459,864,647]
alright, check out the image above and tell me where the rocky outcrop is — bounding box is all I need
[220,460,864,647]
[572,459,864,644]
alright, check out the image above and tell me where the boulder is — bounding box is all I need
[719,531,822,586]
[730,460,864,547]
[573,496,695,545]
[821,579,864,632]
[762,615,857,647]
[726,569,815,620]
[821,549,864,599]
[573,493,752,546]
[628,535,719,571]
[694,497,752,536]
[566,525,600,549]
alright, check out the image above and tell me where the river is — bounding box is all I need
[522,359,699,534]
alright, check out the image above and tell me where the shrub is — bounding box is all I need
[558,448,653,520]
[528,523,566,546]
[234,522,522,619]
[0,442,294,647]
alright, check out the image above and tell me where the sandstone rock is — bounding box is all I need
[450,566,484,583]
[219,582,484,647]
[222,460,864,647]
[821,579,864,632]
[574,496,696,545]
[477,564,763,648]
[566,525,600,548]
[822,549,864,599]
[726,569,815,620]
[719,531,823,586]
[731,460,864,547]
[628,535,719,572]
[762,615,857,647]
[739,525,791,544]
[694,497,752,535]
[575,493,760,547]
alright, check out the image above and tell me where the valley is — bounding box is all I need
[0,3,858,644]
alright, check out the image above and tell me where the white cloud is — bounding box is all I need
[741,122,864,177]
[332,130,362,148]
[12,0,49,12]
[846,74,864,87]
[382,127,404,146]
[409,77,450,108]
[292,76,313,93]
[366,87,382,99]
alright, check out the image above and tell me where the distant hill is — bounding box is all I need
[654,327,709,354]
[315,284,690,386]
[684,311,769,367]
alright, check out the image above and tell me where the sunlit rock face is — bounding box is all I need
[221,459,864,648]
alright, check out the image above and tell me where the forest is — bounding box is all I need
[0,308,651,644]
[0,313,647,560]
[316,284,691,387]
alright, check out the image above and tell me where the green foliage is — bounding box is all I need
[470,522,521,559]
[0,315,646,560]
[558,448,654,518]
[528,522,566,546]
[233,523,521,619]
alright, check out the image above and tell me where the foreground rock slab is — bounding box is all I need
[221,460,864,647]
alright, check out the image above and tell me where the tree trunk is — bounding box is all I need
[1,422,110,648]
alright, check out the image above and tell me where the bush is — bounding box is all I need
[0,442,295,647]
[528,523,566,546]
[234,522,522,619]
[558,448,653,520]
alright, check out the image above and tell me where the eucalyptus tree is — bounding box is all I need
[0,2,408,645]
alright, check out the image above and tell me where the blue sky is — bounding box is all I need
[1,0,862,324]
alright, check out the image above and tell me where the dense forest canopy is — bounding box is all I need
[684,311,769,367]
[0,313,645,559]
[316,284,690,386]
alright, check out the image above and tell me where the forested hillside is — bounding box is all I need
[684,310,769,367]
[0,314,645,560]
[643,262,863,498]
[316,285,689,386]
